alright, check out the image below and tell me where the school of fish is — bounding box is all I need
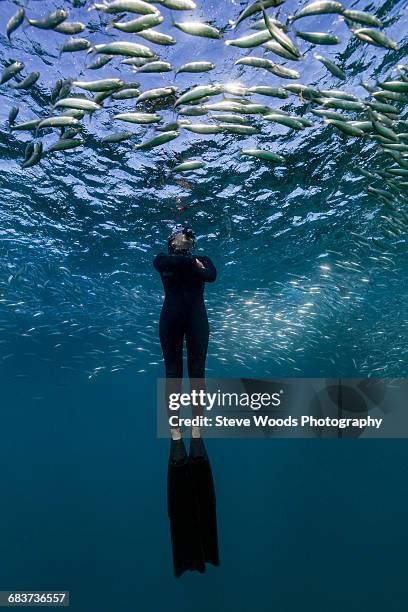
[0,0,407,383]
[2,0,407,197]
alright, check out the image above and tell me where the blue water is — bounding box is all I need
[1,0,408,609]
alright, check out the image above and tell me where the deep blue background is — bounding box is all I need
[1,370,408,611]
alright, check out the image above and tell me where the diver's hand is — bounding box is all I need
[195,258,205,269]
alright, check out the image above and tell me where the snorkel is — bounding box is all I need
[168,223,196,254]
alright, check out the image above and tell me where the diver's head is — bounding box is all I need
[168,225,196,254]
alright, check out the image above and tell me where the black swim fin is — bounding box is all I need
[167,439,206,577]
[167,438,220,578]
[188,438,220,568]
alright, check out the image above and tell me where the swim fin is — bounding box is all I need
[167,438,219,578]
[188,437,220,569]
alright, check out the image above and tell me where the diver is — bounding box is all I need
[154,224,219,577]
[153,223,217,440]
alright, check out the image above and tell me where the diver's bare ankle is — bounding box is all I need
[170,427,182,441]
[191,426,201,439]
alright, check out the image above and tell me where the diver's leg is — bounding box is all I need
[159,305,184,439]
[186,305,209,433]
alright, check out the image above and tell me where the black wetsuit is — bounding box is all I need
[153,252,216,415]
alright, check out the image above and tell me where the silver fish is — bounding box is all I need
[263,9,301,57]
[136,86,176,103]
[134,130,179,149]
[263,40,301,61]
[373,90,407,102]
[176,61,215,74]
[159,0,197,8]
[203,101,246,112]
[0,61,24,85]
[6,8,25,40]
[348,121,373,133]
[248,85,288,98]
[157,120,191,132]
[111,88,140,99]
[184,124,223,134]
[222,84,251,96]
[178,105,208,116]
[28,9,68,30]
[11,71,40,90]
[54,98,101,111]
[89,1,159,14]
[233,0,285,29]
[264,114,306,129]
[241,149,285,163]
[112,13,163,33]
[175,84,222,107]
[319,89,357,100]
[137,29,176,45]
[250,17,288,31]
[22,142,43,168]
[87,55,114,70]
[72,78,124,92]
[93,41,156,58]
[235,56,299,78]
[58,80,72,100]
[225,30,272,48]
[314,54,346,80]
[172,160,205,172]
[174,21,222,39]
[380,81,408,93]
[101,131,134,143]
[352,28,399,51]
[8,106,19,125]
[38,116,80,129]
[47,138,84,152]
[218,123,259,135]
[54,22,86,35]
[296,31,340,45]
[366,101,399,114]
[321,97,365,111]
[60,128,81,139]
[284,83,320,98]
[60,38,91,53]
[325,119,364,137]
[114,112,161,123]
[121,57,150,67]
[93,91,114,104]
[289,1,343,22]
[11,119,41,131]
[23,142,35,162]
[371,119,399,142]
[342,10,383,28]
[136,61,173,72]
[311,109,346,120]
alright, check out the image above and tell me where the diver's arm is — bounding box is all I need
[153,253,167,272]
[153,252,195,273]
[194,256,217,282]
